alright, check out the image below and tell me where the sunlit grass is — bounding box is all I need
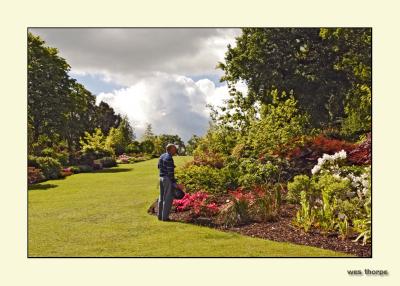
[28,156,350,257]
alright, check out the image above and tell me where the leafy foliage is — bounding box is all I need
[80,128,112,160]
[28,156,62,180]
[251,184,282,222]
[192,149,225,169]
[294,191,315,232]
[216,28,371,138]
[28,32,124,162]
[287,175,317,204]
[236,158,279,189]
[153,134,185,156]
[176,165,227,194]
[185,135,202,155]
[288,150,371,241]
[105,117,135,155]
[98,157,117,168]
[246,90,311,156]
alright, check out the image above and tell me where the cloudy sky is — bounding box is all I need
[29,28,246,141]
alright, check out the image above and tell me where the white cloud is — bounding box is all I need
[29,28,247,140]
[30,28,242,86]
[96,73,244,141]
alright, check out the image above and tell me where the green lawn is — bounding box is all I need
[28,156,350,257]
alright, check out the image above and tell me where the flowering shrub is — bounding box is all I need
[69,166,81,173]
[230,188,256,202]
[288,150,371,241]
[129,156,149,163]
[173,191,219,217]
[117,154,130,164]
[284,135,357,175]
[227,188,254,224]
[310,150,371,199]
[28,156,62,180]
[28,167,45,184]
[311,150,347,175]
[116,154,150,164]
[202,202,219,216]
[251,184,282,222]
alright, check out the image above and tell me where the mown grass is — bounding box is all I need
[28,156,350,257]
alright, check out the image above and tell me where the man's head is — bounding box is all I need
[166,143,178,155]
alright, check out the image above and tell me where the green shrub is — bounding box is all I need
[353,194,371,245]
[40,147,69,166]
[80,128,113,160]
[315,173,352,201]
[231,143,246,159]
[28,156,62,179]
[221,156,240,190]
[69,166,81,173]
[77,165,94,173]
[176,165,227,194]
[293,191,315,232]
[28,155,39,168]
[287,175,317,204]
[289,170,370,239]
[247,89,310,156]
[237,158,279,189]
[126,141,142,154]
[99,157,117,168]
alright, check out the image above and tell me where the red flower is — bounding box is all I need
[230,188,255,202]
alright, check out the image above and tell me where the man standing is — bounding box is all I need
[157,143,182,221]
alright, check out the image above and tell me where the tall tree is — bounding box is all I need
[319,28,372,137]
[105,116,135,155]
[28,32,124,157]
[94,101,122,135]
[153,134,185,156]
[141,123,155,141]
[217,28,371,137]
[28,32,72,141]
[61,81,97,152]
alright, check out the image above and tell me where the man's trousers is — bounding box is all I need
[158,176,174,221]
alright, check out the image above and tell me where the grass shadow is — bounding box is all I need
[28,184,58,191]
[91,168,133,174]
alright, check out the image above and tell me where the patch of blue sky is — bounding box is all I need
[188,74,225,87]
[69,72,126,95]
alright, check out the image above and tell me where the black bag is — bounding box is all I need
[174,187,185,199]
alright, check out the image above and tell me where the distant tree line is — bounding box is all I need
[28,32,197,171]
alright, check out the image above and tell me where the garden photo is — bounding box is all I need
[28,27,372,257]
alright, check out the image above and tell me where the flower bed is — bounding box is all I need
[148,133,372,256]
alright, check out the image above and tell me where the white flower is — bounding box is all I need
[311,165,320,175]
[337,150,347,159]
